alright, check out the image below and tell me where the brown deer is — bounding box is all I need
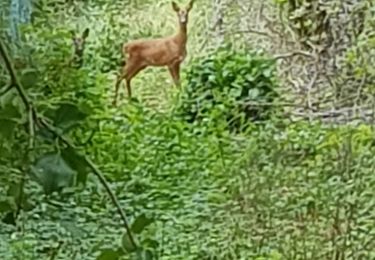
[70,28,89,68]
[113,0,195,106]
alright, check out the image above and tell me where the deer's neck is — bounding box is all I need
[174,23,188,48]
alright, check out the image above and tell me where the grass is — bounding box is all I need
[1,0,375,259]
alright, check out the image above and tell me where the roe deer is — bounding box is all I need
[113,0,195,106]
[70,28,89,68]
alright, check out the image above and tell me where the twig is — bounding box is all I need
[274,50,315,60]
[305,65,319,121]
[0,42,30,109]
[0,40,138,250]
[228,29,272,38]
[16,107,36,232]
[244,101,305,108]
[28,108,35,149]
[354,70,367,107]
[0,84,13,96]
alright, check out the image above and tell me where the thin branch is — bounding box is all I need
[39,118,137,249]
[274,50,315,60]
[28,108,35,149]
[228,28,272,38]
[19,107,36,229]
[0,84,13,96]
[0,42,30,109]
[244,101,305,108]
[0,39,138,250]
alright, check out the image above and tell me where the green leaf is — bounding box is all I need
[96,248,122,260]
[2,211,16,225]
[0,200,12,213]
[0,119,16,140]
[263,68,273,77]
[0,103,22,121]
[61,147,89,185]
[248,88,260,99]
[30,153,76,194]
[136,249,154,260]
[36,127,55,143]
[0,102,24,140]
[121,231,137,253]
[6,182,21,199]
[131,214,154,234]
[53,102,88,132]
[60,220,86,238]
[20,68,39,89]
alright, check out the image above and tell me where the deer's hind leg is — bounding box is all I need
[113,65,126,106]
[124,61,147,98]
[113,58,146,105]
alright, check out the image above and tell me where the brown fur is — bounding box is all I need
[113,0,194,106]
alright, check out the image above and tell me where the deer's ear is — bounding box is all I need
[82,28,90,39]
[187,0,195,11]
[172,1,180,12]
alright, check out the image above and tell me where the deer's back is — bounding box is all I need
[124,37,186,66]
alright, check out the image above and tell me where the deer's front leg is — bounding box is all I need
[168,62,181,87]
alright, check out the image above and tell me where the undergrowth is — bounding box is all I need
[0,0,374,259]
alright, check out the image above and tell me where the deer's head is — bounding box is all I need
[172,0,195,25]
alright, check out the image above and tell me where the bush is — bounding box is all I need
[176,45,279,131]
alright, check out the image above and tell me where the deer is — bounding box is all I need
[112,0,195,106]
[69,28,90,68]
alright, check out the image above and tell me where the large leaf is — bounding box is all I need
[0,103,22,120]
[96,248,123,260]
[30,153,76,194]
[6,182,22,205]
[131,213,154,234]
[35,127,55,143]
[61,147,89,185]
[0,200,13,213]
[0,119,16,140]
[20,68,39,89]
[0,102,23,140]
[136,249,154,260]
[121,231,137,253]
[53,102,88,133]
[1,211,16,225]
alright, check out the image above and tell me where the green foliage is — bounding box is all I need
[0,0,375,259]
[176,45,278,131]
[279,0,330,41]
[131,214,153,234]
[96,248,122,260]
[50,102,89,134]
[30,153,76,194]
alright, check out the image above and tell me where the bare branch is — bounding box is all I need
[274,50,315,60]
[228,28,272,38]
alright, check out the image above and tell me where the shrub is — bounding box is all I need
[176,45,279,131]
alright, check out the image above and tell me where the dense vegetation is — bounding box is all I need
[1,0,374,259]
[176,46,278,131]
